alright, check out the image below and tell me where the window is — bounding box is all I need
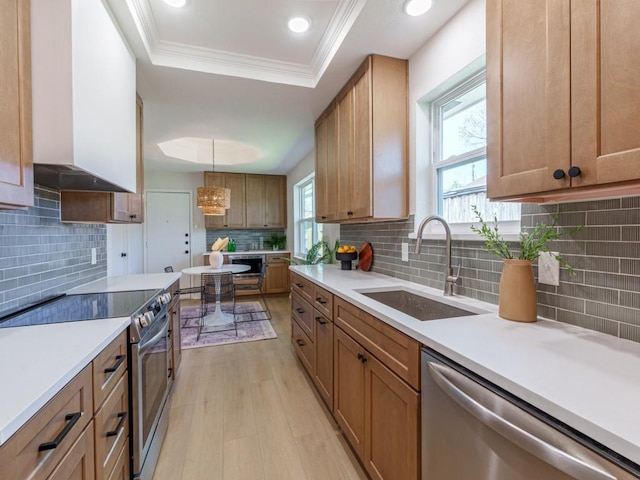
[432,71,520,225]
[294,175,323,257]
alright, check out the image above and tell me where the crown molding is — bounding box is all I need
[125,0,367,88]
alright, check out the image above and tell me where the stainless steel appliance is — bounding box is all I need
[130,295,172,480]
[230,254,264,278]
[0,288,174,480]
[421,348,640,480]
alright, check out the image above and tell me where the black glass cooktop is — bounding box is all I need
[0,290,160,328]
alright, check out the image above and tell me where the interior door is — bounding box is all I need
[145,191,191,274]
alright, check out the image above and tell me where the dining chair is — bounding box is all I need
[198,272,236,340]
[233,263,271,322]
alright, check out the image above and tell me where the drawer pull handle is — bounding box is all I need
[357,353,367,364]
[316,297,327,305]
[315,316,327,325]
[106,412,128,437]
[38,412,82,451]
[104,354,126,374]
[296,339,305,347]
[296,308,305,314]
[168,367,173,379]
[295,283,304,288]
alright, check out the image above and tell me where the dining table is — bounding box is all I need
[181,264,251,327]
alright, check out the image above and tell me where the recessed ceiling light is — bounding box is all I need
[288,16,311,33]
[403,0,433,16]
[163,0,187,8]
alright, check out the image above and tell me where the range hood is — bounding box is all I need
[31,0,137,193]
[33,165,131,193]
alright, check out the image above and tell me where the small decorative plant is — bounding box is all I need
[470,205,582,274]
[265,233,286,250]
[285,239,340,265]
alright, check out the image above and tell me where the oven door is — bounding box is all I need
[231,256,263,277]
[131,309,171,478]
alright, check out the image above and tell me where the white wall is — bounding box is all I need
[286,151,339,259]
[409,0,486,224]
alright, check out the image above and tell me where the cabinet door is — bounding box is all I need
[334,328,366,458]
[204,172,226,228]
[128,94,144,223]
[486,0,571,199]
[224,173,246,228]
[352,64,373,219]
[314,311,334,411]
[364,354,419,480]
[571,0,640,187]
[337,87,354,220]
[315,118,329,222]
[47,422,95,480]
[111,194,130,223]
[325,107,340,222]
[245,174,266,227]
[265,262,289,294]
[0,0,33,208]
[264,175,286,228]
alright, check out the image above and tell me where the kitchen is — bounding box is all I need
[1,0,640,479]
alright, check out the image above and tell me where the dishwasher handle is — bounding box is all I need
[425,360,617,480]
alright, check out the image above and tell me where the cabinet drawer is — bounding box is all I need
[93,331,127,413]
[335,298,420,390]
[291,272,314,304]
[266,254,289,264]
[0,365,93,480]
[107,440,129,480]
[94,373,128,480]
[313,285,333,320]
[291,292,314,341]
[292,317,314,376]
[47,421,95,480]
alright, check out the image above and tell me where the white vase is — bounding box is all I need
[209,251,223,268]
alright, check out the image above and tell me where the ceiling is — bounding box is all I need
[106,0,471,175]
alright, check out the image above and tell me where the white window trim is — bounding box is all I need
[293,173,321,259]
[412,65,521,240]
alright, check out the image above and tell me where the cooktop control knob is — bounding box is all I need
[145,311,155,325]
[138,314,148,328]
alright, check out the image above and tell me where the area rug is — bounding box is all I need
[180,302,277,350]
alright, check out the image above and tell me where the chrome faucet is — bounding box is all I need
[414,215,460,296]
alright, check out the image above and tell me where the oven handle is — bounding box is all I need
[138,315,170,354]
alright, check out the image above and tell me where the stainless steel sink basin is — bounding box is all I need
[359,289,477,321]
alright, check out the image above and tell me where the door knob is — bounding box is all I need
[568,166,581,178]
[185,233,189,237]
[553,169,565,180]
[184,250,189,254]
[121,252,127,258]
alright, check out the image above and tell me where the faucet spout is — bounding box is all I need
[414,215,459,296]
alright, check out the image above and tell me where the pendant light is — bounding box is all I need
[197,139,231,216]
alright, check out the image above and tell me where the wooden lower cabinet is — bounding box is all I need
[292,318,314,376]
[334,327,367,459]
[106,441,129,480]
[94,375,128,480]
[313,309,334,410]
[48,422,96,480]
[265,254,290,294]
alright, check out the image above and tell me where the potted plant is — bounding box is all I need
[285,239,340,265]
[470,205,582,322]
[265,233,286,251]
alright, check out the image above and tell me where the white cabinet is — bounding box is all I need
[31,0,136,192]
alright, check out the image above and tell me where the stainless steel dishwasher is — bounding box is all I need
[421,349,640,480]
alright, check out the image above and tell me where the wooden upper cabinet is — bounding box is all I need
[204,172,246,229]
[245,174,287,228]
[60,95,144,223]
[487,0,640,202]
[0,0,33,209]
[314,54,407,223]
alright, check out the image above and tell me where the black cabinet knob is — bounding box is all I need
[347,211,353,216]
[184,250,189,254]
[553,169,566,180]
[568,166,582,178]
[129,214,137,219]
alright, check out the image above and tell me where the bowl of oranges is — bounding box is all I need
[335,244,358,270]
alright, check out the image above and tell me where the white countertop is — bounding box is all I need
[66,273,181,294]
[290,264,640,466]
[202,250,290,256]
[0,318,130,445]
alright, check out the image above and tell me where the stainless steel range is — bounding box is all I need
[0,288,174,480]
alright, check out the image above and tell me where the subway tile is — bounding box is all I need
[584,271,640,291]
[556,310,619,336]
[620,291,640,310]
[585,301,640,326]
[621,197,640,209]
[620,323,640,343]
[587,209,640,226]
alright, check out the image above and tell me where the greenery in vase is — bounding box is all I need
[265,233,286,250]
[470,205,583,274]
[284,239,340,265]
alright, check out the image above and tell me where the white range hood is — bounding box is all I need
[31,0,137,193]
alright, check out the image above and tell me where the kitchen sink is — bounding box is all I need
[358,289,479,321]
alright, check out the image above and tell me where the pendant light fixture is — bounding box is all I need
[197,139,230,216]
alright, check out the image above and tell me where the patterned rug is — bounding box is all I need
[180,301,277,350]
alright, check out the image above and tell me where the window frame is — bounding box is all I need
[294,174,322,258]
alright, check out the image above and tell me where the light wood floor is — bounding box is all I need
[153,296,368,480]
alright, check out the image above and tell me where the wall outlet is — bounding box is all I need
[401,242,409,262]
[538,251,559,286]
[91,247,97,265]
